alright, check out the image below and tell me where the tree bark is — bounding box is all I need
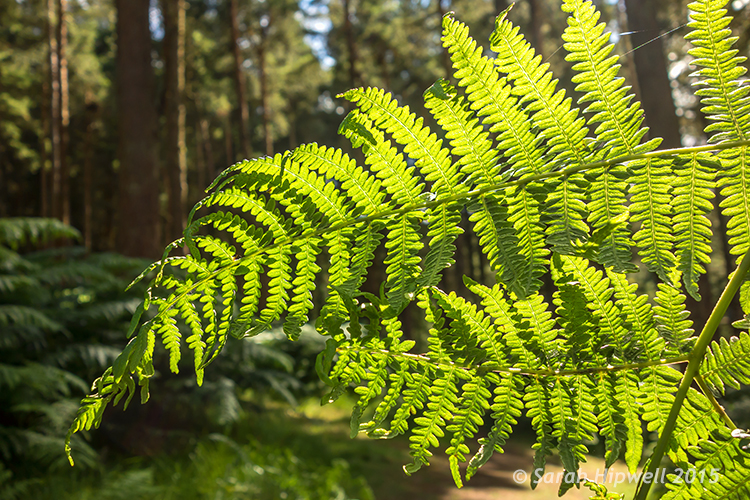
[115,0,161,258]
[528,0,546,61]
[56,0,70,225]
[258,19,273,156]
[342,0,360,88]
[47,0,61,221]
[40,76,50,218]
[199,117,215,182]
[163,0,188,242]
[436,0,451,80]
[83,92,98,251]
[222,112,234,166]
[230,0,252,159]
[623,0,681,148]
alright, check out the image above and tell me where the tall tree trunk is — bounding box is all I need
[623,0,681,148]
[40,77,50,218]
[230,0,252,159]
[258,21,273,157]
[164,0,187,242]
[115,0,161,258]
[287,101,298,150]
[47,0,61,221]
[222,112,234,166]
[528,0,546,60]
[436,0,451,79]
[56,0,70,225]
[195,122,206,198]
[623,0,714,328]
[342,0,360,88]
[83,92,97,251]
[0,147,5,217]
[199,117,215,181]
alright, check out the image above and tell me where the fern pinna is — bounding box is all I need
[67,1,750,498]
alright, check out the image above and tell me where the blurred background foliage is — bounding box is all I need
[3,0,750,498]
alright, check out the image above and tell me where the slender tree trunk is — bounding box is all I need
[195,122,206,198]
[230,0,252,159]
[56,0,70,225]
[47,0,61,221]
[83,92,97,251]
[0,147,6,217]
[164,0,188,242]
[623,0,681,148]
[342,0,360,88]
[223,112,234,165]
[199,117,216,181]
[287,102,298,150]
[40,77,50,218]
[258,22,273,156]
[115,0,161,258]
[528,0,546,60]
[436,0,451,79]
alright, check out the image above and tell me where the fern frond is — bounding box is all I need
[629,158,676,282]
[0,218,80,249]
[615,370,644,473]
[490,13,592,254]
[524,377,555,488]
[0,305,63,332]
[594,372,627,468]
[405,366,460,475]
[673,154,717,299]
[339,110,423,205]
[341,87,460,199]
[664,427,750,499]
[669,388,724,464]
[446,372,492,487]
[607,269,665,361]
[701,332,750,395]
[442,14,549,296]
[687,0,750,142]
[654,277,695,357]
[563,0,661,271]
[466,373,523,480]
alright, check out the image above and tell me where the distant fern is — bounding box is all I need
[68,1,750,499]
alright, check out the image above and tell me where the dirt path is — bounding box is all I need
[366,441,639,500]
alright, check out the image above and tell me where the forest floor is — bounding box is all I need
[295,399,643,500]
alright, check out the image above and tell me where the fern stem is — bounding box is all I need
[695,373,736,429]
[634,246,750,500]
[337,346,689,377]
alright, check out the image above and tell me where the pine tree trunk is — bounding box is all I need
[195,122,206,198]
[199,117,215,181]
[230,0,252,159]
[164,0,188,242]
[83,92,97,251]
[258,21,273,157]
[223,112,234,166]
[342,0,359,88]
[47,0,61,221]
[115,0,161,258]
[528,0,546,60]
[436,0,451,79]
[56,0,70,225]
[40,77,51,218]
[623,0,681,148]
